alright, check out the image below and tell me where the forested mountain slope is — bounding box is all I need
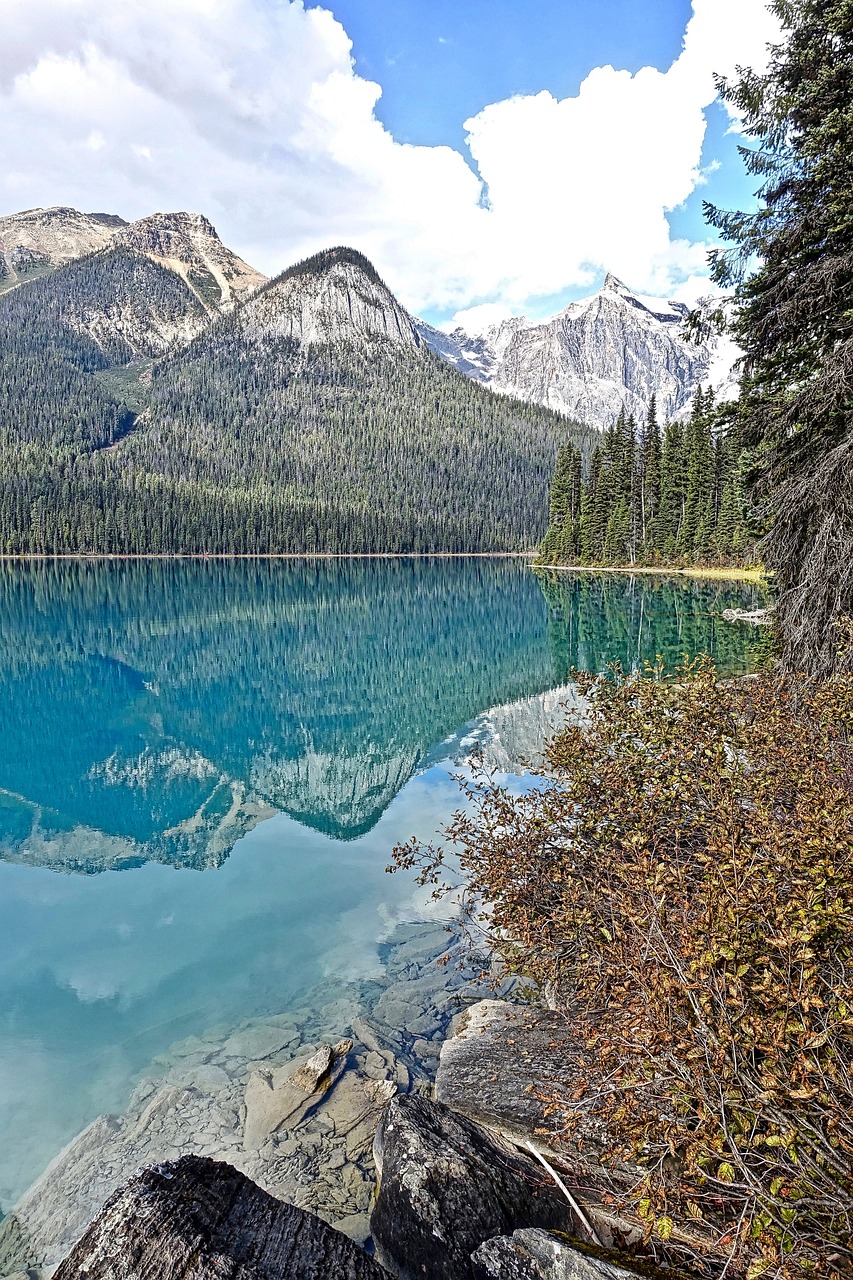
[0,247,216,466]
[0,246,591,553]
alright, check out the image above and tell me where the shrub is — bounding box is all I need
[393,661,853,1277]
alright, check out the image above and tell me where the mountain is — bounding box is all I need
[0,206,126,292]
[0,245,592,554]
[0,246,212,362]
[238,246,418,346]
[0,205,267,314]
[114,211,267,311]
[419,273,739,429]
[0,210,269,460]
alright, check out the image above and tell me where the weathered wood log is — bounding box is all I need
[53,1155,387,1280]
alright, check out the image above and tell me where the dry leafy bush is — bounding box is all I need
[393,661,853,1278]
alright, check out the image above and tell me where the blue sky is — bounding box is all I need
[332,0,758,302]
[0,0,777,325]
[333,0,693,146]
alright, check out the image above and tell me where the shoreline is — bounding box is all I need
[0,917,486,1275]
[0,551,538,562]
[0,553,764,584]
[535,562,767,585]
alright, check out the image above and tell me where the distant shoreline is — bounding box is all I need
[0,551,538,562]
[0,554,765,584]
[535,563,767,584]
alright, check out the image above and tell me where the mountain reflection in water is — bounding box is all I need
[0,558,766,873]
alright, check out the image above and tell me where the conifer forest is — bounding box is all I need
[538,389,753,568]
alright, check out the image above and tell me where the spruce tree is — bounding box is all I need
[639,395,661,555]
[706,0,853,674]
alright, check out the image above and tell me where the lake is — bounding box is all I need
[0,558,766,1222]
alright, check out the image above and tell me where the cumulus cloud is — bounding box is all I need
[0,0,779,316]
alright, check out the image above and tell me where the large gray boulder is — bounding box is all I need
[370,1095,576,1280]
[53,1155,387,1280]
[472,1229,644,1280]
[435,1001,574,1145]
[435,1001,645,1253]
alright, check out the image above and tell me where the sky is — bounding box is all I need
[0,0,780,327]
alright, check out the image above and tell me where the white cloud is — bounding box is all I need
[443,302,515,335]
[0,0,780,316]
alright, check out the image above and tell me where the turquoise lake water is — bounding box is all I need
[0,558,766,1209]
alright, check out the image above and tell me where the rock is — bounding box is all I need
[436,1000,576,1146]
[418,276,736,430]
[52,1156,386,1280]
[0,1087,234,1275]
[166,1062,232,1092]
[352,1016,387,1055]
[384,924,452,973]
[244,1040,352,1149]
[364,1049,394,1080]
[436,1003,650,1253]
[471,1229,645,1280]
[363,1079,397,1107]
[331,1213,372,1247]
[222,1023,299,1061]
[291,1042,342,1091]
[370,1095,576,1280]
[373,967,458,1033]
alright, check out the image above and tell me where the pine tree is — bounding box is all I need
[679,387,714,560]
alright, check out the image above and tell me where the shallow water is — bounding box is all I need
[0,558,766,1209]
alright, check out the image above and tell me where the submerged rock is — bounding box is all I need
[244,1039,352,1149]
[52,1155,386,1280]
[0,920,488,1276]
[370,1094,576,1280]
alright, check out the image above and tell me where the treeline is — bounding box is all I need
[0,310,596,552]
[538,389,753,567]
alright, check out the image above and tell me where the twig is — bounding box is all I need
[524,1139,605,1247]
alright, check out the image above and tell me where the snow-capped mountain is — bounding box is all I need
[0,201,739,432]
[418,273,739,428]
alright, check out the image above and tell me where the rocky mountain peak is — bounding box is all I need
[115,212,266,311]
[238,246,420,350]
[0,206,126,291]
[117,210,218,251]
[602,270,631,295]
[420,272,737,428]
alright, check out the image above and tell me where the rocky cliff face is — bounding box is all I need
[238,247,420,350]
[419,274,739,429]
[115,211,267,311]
[0,206,125,290]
